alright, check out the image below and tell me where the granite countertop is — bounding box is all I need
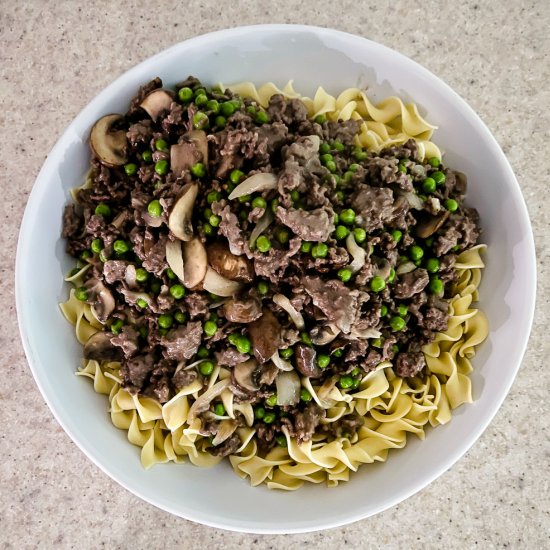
[1,1,548,548]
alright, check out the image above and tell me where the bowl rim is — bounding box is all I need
[15,24,537,533]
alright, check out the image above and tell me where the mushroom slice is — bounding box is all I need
[234,359,260,392]
[168,182,199,241]
[83,331,121,361]
[416,210,450,239]
[170,141,201,176]
[202,267,242,297]
[207,242,254,282]
[187,130,208,165]
[90,114,128,167]
[310,323,340,346]
[228,172,278,200]
[182,237,208,289]
[139,89,174,122]
[212,419,238,446]
[165,240,185,283]
[86,279,115,323]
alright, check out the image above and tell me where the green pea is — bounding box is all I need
[315,114,327,124]
[113,240,129,255]
[389,316,406,331]
[428,157,440,167]
[204,208,213,220]
[166,268,176,280]
[325,160,337,173]
[99,250,109,263]
[174,311,187,324]
[425,258,440,273]
[299,332,312,347]
[300,241,312,253]
[158,314,173,329]
[333,140,345,152]
[321,153,333,165]
[380,304,388,317]
[236,336,251,355]
[265,394,278,407]
[338,268,352,283]
[141,150,153,163]
[339,376,354,389]
[319,142,331,154]
[230,169,244,184]
[340,209,356,225]
[391,229,403,243]
[214,115,226,127]
[391,344,400,353]
[370,276,386,292]
[204,320,217,337]
[209,215,220,227]
[155,138,168,152]
[275,227,290,244]
[91,238,103,254]
[422,177,436,194]
[254,406,266,419]
[220,100,238,117]
[94,203,111,218]
[332,348,343,358]
[270,198,279,213]
[147,199,162,218]
[199,360,215,376]
[136,298,148,309]
[300,389,312,402]
[204,99,219,113]
[197,346,209,359]
[110,319,124,335]
[74,287,89,301]
[398,304,409,317]
[351,378,361,390]
[263,412,276,424]
[353,147,368,161]
[192,112,209,130]
[409,245,424,261]
[255,111,269,124]
[387,268,396,284]
[425,236,434,248]
[371,338,382,348]
[155,159,168,176]
[353,228,367,243]
[209,313,218,323]
[343,170,354,183]
[191,162,206,178]
[214,403,226,416]
[178,87,193,102]
[317,354,330,369]
[311,243,328,259]
[124,162,138,176]
[193,93,208,107]
[203,223,214,236]
[280,348,294,360]
[432,171,446,185]
[170,284,185,299]
[348,163,360,172]
[335,225,349,240]
[290,190,300,202]
[428,277,444,295]
[256,235,271,253]
[335,191,345,202]
[257,281,269,295]
[207,190,222,204]
[252,196,267,209]
[150,281,161,294]
[444,199,458,212]
[135,268,149,282]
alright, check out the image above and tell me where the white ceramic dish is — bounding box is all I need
[16,25,536,533]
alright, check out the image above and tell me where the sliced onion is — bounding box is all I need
[403,191,424,210]
[124,264,138,289]
[373,259,391,280]
[346,233,366,273]
[270,351,294,372]
[396,261,417,275]
[202,267,242,297]
[180,358,208,372]
[248,207,273,247]
[273,294,305,329]
[228,172,277,200]
[349,327,382,340]
[187,379,230,421]
[212,419,238,446]
[276,370,301,406]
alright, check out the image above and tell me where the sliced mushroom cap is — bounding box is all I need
[248,309,282,364]
[182,237,208,289]
[165,240,185,282]
[228,172,278,200]
[187,130,208,165]
[139,89,174,122]
[233,359,260,392]
[416,210,450,239]
[207,242,254,282]
[294,343,322,378]
[90,114,128,167]
[83,331,121,361]
[85,278,115,323]
[168,182,199,241]
[310,323,340,346]
[170,141,201,176]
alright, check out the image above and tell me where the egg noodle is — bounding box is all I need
[60,84,488,490]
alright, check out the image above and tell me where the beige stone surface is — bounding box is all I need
[1,1,549,548]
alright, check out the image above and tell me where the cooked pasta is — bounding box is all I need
[61,77,487,490]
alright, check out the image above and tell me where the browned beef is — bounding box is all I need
[120,353,155,392]
[294,344,322,378]
[62,204,82,239]
[222,296,262,323]
[276,206,334,242]
[284,403,325,444]
[111,325,140,359]
[209,433,241,457]
[395,351,426,377]
[215,347,250,367]
[160,322,202,361]
[172,369,198,391]
[184,293,210,318]
[394,269,430,299]
[351,185,395,232]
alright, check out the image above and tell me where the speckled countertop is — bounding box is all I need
[1,1,549,548]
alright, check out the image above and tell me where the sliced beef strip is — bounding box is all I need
[294,344,322,378]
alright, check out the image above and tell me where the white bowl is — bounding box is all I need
[16,25,536,533]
